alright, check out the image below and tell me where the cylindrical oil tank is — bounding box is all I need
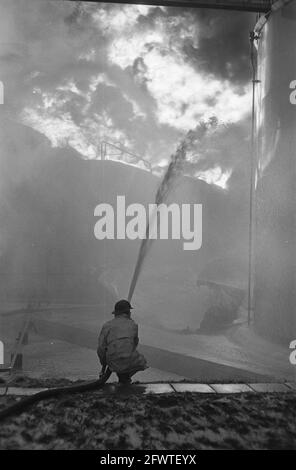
[254,0,296,342]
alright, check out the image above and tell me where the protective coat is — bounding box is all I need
[97,314,147,374]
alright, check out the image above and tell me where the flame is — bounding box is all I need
[194,166,232,190]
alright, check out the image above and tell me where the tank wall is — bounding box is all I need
[254,1,296,342]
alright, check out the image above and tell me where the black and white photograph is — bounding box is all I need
[0,0,296,455]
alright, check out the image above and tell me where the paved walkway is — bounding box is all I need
[1,382,295,396]
[2,301,294,383]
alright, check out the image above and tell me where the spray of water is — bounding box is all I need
[127,117,232,302]
[127,141,187,302]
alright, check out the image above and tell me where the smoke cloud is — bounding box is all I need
[0,1,254,186]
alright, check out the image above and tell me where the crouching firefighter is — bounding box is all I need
[97,300,148,384]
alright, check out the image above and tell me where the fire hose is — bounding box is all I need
[0,367,111,421]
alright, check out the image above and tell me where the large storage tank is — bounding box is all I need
[254,0,296,342]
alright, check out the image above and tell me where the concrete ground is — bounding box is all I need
[1,260,294,385]
[1,319,293,384]
[1,381,296,396]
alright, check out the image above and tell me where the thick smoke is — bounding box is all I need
[0,1,252,172]
[186,9,254,85]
